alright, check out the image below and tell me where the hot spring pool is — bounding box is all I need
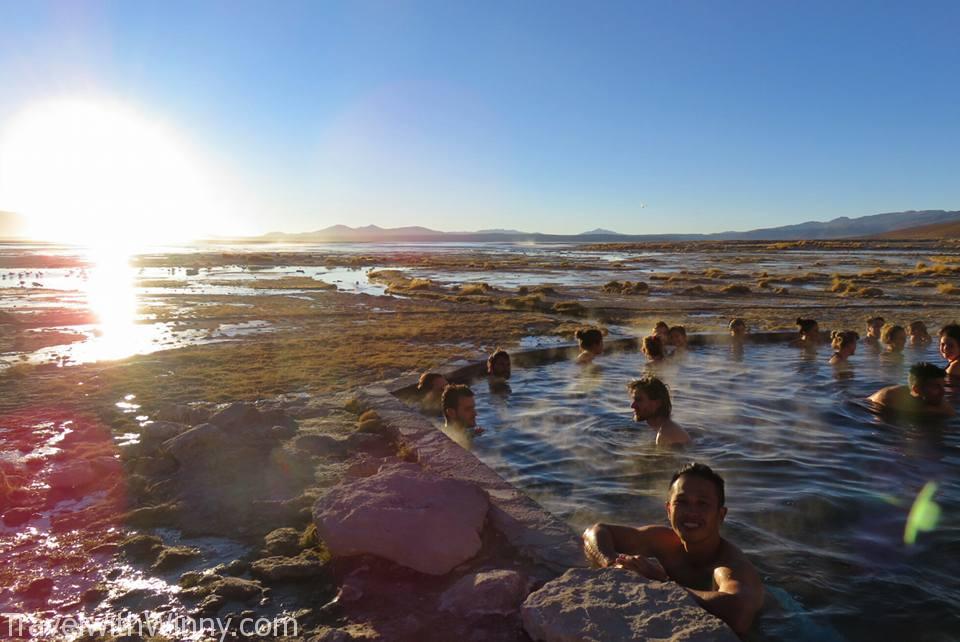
[456,340,960,641]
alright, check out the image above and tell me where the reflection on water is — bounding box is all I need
[465,341,960,641]
[83,246,141,361]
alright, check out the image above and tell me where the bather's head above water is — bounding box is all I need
[666,462,727,543]
[668,325,688,349]
[729,318,747,339]
[830,330,859,363]
[642,334,666,361]
[866,316,885,340]
[908,362,948,406]
[417,372,449,413]
[628,376,672,421]
[909,320,931,344]
[881,323,907,353]
[486,348,511,379]
[442,384,477,429]
[938,323,960,365]
[575,327,604,363]
[796,317,820,345]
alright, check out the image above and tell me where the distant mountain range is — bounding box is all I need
[256,209,960,243]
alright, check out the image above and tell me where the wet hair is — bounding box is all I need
[729,318,746,331]
[441,384,473,415]
[575,328,603,350]
[628,375,672,418]
[670,462,725,507]
[880,323,905,346]
[642,335,665,360]
[486,348,510,373]
[830,330,859,351]
[796,317,818,336]
[668,325,686,338]
[908,320,928,335]
[653,321,669,333]
[938,322,960,344]
[417,372,445,395]
[908,361,947,388]
[866,316,885,328]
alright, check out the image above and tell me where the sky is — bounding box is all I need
[0,1,959,238]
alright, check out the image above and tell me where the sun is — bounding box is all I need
[0,96,248,247]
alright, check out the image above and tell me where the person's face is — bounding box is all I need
[868,321,883,337]
[914,378,946,406]
[665,475,726,545]
[654,325,668,339]
[940,336,960,362]
[669,330,686,347]
[490,355,511,378]
[631,390,660,422]
[890,330,907,351]
[731,323,745,337]
[450,395,477,428]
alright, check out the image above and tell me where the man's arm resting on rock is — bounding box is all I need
[582,523,669,568]
[685,566,763,636]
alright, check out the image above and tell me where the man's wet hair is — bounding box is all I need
[909,320,928,334]
[729,318,746,331]
[417,372,445,395]
[670,462,725,507]
[654,321,669,332]
[642,335,665,360]
[796,317,818,335]
[909,362,947,388]
[939,322,960,344]
[441,384,474,414]
[867,316,885,328]
[486,348,510,373]
[669,325,686,337]
[575,327,603,350]
[830,330,859,351]
[628,375,672,418]
[881,323,905,345]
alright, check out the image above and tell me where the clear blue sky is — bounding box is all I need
[1,1,958,235]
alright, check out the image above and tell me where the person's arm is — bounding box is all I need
[685,560,764,636]
[582,523,670,580]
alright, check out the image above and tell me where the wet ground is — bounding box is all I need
[2,238,960,640]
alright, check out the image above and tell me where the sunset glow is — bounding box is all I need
[0,97,246,246]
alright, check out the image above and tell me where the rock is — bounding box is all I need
[81,585,109,605]
[312,462,488,575]
[208,402,263,432]
[195,593,226,616]
[2,507,35,527]
[293,434,348,457]
[18,577,54,600]
[48,462,97,490]
[139,421,186,447]
[119,533,164,563]
[210,577,262,601]
[521,568,738,642]
[163,423,227,464]
[440,570,528,617]
[223,559,250,576]
[179,571,203,588]
[152,546,202,571]
[264,527,302,557]
[250,553,328,582]
[309,626,354,642]
[155,402,210,425]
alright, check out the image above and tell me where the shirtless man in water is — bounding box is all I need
[582,463,764,635]
[629,376,691,447]
[868,361,954,417]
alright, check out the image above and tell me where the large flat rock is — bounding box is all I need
[522,568,738,642]
[312,462,488,575]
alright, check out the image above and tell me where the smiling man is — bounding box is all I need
[582,463,764,635]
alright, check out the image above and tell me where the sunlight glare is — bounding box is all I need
[0,97,247,246]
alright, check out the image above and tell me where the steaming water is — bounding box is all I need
[467,341,960,641]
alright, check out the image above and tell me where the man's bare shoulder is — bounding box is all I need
[869,384,907,405]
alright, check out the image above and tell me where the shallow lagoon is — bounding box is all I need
[467,341,960,641]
